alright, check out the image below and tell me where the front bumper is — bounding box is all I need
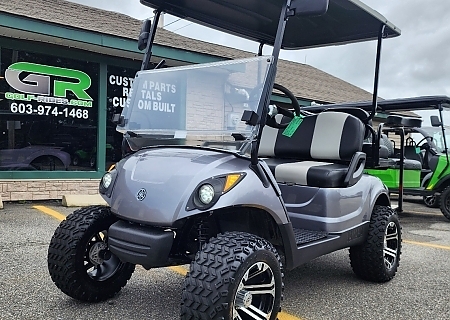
[108,220,174,269]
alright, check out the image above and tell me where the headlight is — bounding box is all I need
[186,173,247,211]
[198,184,215,204]
[102,173,113,189]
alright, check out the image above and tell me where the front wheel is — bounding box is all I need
[181,232,283,320]
[48,206,135,302]
[423,195,440,208]
[439,186,450,220]
[349,205,402,282]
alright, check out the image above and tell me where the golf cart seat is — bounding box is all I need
[404,145,423,164]
[322,107,372,140]
[260,111,366,188]
[420,142,440,172]
[379,135,422,170]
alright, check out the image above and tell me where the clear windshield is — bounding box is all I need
[117,56,273,150]
[420,126,450,153]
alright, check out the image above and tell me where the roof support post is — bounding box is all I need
[438,106,450,177]
[141,10,161,71]
[251,0,291,166]
[368,24,386,121]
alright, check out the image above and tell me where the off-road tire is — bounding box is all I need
[48,205,135,302]
[349,205,401,282]
[180,232,283,320]
[439,186,450,220]
[423,195,440,208]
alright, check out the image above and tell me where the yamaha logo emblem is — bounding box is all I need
[136,188,147,201]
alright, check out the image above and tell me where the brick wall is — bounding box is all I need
[0,179,101,201]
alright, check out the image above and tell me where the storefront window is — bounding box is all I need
[0,48,99,171]
[106,65,139,168]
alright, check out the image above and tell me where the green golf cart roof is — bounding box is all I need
[140,0,400,49]
[304,96,450,113]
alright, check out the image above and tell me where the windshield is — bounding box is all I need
[117,56,273,151]
[420,126,450,153]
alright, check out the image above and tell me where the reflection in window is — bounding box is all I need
[106,65,139,168]
[0,48,99,171]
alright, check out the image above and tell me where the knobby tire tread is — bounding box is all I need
[439,186,450,220]
[180,232,283,320]
[48,205,135,302]
[349,205,401,282]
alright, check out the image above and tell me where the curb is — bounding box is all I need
[61,194,107,207]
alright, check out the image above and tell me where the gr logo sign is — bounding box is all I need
[5,62,92,100]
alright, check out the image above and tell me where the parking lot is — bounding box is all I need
[1,198,449,320]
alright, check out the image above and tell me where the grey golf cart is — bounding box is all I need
[48,1,402,319]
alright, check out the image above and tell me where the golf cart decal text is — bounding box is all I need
[5,62,93,107]
[138,80,177,113]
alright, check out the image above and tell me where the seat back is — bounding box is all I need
[379,134,395,157]
[259,111,365,162]
[404,145,422,164]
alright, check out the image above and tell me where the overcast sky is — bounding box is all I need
[69,0,450,100]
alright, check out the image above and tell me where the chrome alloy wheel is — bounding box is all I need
[384,221,399,270]
[233,262,275,320]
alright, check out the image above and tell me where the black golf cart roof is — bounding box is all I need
[304,96,450,113]
[140,0,400,49]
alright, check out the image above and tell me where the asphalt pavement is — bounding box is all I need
[0,198,449,320]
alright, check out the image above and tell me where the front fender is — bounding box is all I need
[176,168,289,225]
[103,147,288,226]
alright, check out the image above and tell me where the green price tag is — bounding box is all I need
[415,147,420,154]
[282,115,303,137]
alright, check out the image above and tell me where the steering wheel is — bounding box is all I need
[416,136,433,149]
[266,83,301,129]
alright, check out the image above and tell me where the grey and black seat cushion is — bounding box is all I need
[259,112,365,188]
[323,107,372,140]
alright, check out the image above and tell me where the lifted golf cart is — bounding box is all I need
[48,1,402,319]
[306,96,450,220]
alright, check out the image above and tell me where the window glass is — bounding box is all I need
[0,48,99,171]
[106,65,139,168]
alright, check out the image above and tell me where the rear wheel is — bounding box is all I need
[180,232,283,320]
[439,186,450,220]
[48,205,135,302]
[423,195,439,208]
[349,205,401,282]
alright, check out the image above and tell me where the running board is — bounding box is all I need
[293,228,328,246]
[283,223,370,269]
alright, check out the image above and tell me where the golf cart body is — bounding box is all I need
[109,56,388,268]
[304,95,450,218]
[48,1,403,318]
